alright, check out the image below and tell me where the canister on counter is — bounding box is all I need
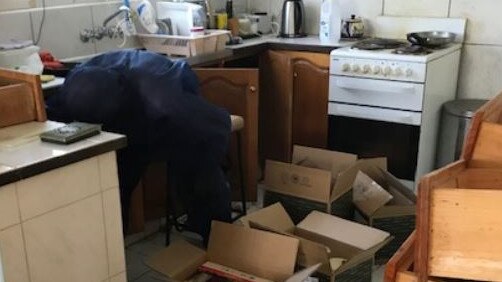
[215,13,228,29]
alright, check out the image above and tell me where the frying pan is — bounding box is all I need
[407,31,456,47]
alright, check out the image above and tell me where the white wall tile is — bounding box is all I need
[303,0,321,34]
[270,0,283,21]
[450,0,502,45]
[17,156,101,220]
[23,195,109,282]
[339,0,383,35]
[36,0,73,7]
[248,0,269,13]
[0,184,20,231]
[30,5,96,59]
[0,10,33,42]
[0,225,30,282]
[0,0,35,11]
[384,0,449,17]
[457,44,502,100]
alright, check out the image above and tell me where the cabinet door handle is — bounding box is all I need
[249,86,256,92]
[293,72,298,78]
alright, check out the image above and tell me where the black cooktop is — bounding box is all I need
[351,38,408,50]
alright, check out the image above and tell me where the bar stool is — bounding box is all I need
[165,115,247,245]
[230,115,247,220]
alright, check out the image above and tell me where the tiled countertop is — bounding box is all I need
[0,121,126,186]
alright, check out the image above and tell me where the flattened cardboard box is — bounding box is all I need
[239,203,392,280]
[351,158,416,264]
[147,221,320,282]
[264,146,358,222]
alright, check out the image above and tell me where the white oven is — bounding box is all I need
[328,43,461,190]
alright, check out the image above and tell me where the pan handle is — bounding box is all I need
[407,33,423,45]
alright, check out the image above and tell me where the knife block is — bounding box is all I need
[0,68,46,128]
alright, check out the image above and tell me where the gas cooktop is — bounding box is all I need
[351,38,453,55]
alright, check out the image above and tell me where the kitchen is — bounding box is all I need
[1,0,502,282]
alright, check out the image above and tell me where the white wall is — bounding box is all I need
[0,0,247,60]
[2,0,502,99]
[250,0,502,100]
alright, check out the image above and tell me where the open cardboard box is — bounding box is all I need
[239,203,392,280]
[351,158,416,264]
[264,146,358,221]
[147,221,320,282]
[352,158,416,220]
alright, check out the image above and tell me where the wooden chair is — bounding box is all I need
[0,68,46,128]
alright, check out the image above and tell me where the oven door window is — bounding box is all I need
[328,115,419,180]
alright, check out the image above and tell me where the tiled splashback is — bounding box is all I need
[248,0,502,100]
[1,0,502,99]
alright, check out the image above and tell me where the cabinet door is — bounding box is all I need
[291,54,329,149]
[194,68,259,201]
[259,50,293,163]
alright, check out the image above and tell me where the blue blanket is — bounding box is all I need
[46,50,231,242]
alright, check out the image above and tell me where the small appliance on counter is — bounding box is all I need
[319,0,341,43]
[280,0,306,38]
[341,14,365,39]
[249,13,272,34]
[156,1,206,36]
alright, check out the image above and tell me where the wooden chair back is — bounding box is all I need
[0,68,46,128]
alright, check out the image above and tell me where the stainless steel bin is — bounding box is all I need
[435,99,487,168]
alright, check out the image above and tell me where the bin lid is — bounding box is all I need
[443,99,488,118]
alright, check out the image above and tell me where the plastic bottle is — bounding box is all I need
[319,0,341,43]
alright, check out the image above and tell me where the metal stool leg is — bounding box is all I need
[236,131,247,217]
[165,164,173,246]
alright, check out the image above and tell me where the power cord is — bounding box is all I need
[34,0,46,45]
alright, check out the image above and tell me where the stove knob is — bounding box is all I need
[383,66,392,76]
[394,68,403,76]
[362,65,371,74]
[406,68,414,77]
[351,64,361,73]
[372,66,381,74]
[341,63,350,72]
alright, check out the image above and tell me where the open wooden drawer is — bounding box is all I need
[385,93,502,282]
[0,68,46,128]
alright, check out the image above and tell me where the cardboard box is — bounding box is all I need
[351,158,416,264]
[263,146,358,223]
[147,221,322,282]
[239,203,392,282]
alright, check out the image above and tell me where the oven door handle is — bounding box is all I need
[336,79,416,94]
[329,103,422,126]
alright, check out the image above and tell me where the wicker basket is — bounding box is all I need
[136,30,230,57]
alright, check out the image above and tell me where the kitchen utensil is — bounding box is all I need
[251,13,271,34]
[280,0,306,38]
[342,14,364,39]
[407,31,456,47]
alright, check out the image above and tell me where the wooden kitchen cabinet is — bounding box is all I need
[195,68,259,201]
[260,50,330,163]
